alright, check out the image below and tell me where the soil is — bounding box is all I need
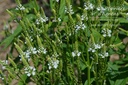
[0,0,16,84]
[0,0,16,56]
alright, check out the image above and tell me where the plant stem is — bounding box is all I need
[86,45,90,85]
[87,66,90,85]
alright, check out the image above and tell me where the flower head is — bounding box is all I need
[56,0,59,2]
[48,53,59,69]
[88,43,104,53]
[101,28,112,37]
[0,74,4,80]
[99,52,109,58]
[65,5,74,14]
[84,2,94,10]
[24,66,36,77]
[36,17,48,24]
[75,22,86,32]
[1,60,8,70]
[16,4,25,11]
[72,50,81,57]
[38,47,47,54]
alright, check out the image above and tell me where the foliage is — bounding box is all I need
[0,0,128,85]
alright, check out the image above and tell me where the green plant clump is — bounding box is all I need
[0,0,128,85]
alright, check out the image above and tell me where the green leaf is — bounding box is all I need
[0,35,14,50]
[121,78,128,85]
[25,14,36,21]
[99,16,128,23]
[0,25,22,50]
[18,74,27,85]
[50,0,54,9]
[108,62,119,71]
[59,0,65,19]
[80,61,87,70]
[20,74,27,82]
[84,78,94,85]
[91,29,101,42]
[18,81,24,85]
[109,79,115,85]
[115,79,125,85]
[118,18,128,23]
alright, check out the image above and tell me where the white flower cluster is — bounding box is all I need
[72,50,81,57]
[84,2,94,10]
[16,4,25,11]
[81,15,85,21]
[19,47,47,61]
[24,66,36,77]
[88,43,104,53]
[28,36,33,42]
[84,2,106,13]
[1,60,8,70]
[38,47,47,54]
[97,6,106,11]
[75,22,86,32]
[48,53,59,69]
[81,15,88,21]
[97,6,106,14]
[0,74,4,80]
[99,52,109,58]
[56,0,59,2]
[29,47,38,54]
[65,5,74,14]
[52,18,61,22]
[19,50,31,61]
[36,17,48,24]
[101,29,112,37]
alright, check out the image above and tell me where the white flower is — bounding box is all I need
[72,50,81,57]
[24,66,36,77]
[81,15,85,21]
[94,44,101,49]
[30,47,37,54]
[52,18,61,22]
[92,49,96,53]
[1,60,8,64]
[101,29,112,37]
[1,60,8,70]
[104,52,109,57]
[48,58,59,69]
[97,6,106,12]
[99,52,109,58]
[56,0,59,2]
[0,74,4,80]
[75,22,86,32]
[48,53,59,69]
[28,36,33,41]
[88,43,104,53]
[19,49,31,61]
[48,63,52,70]
[65,5,74,14]
[84,3,94,10]
[40,17,48,22]
[58,18,61,22]
[36,17,48,24]
[52,53,59,57]
[25,51,31,58]
[16,4,25,11]
[52,59,59,69]
[38,47,47,54]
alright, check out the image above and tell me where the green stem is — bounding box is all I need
[87,66,90,85]
[87,46,90,85]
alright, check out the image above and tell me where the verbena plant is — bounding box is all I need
[0,0,128,85]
